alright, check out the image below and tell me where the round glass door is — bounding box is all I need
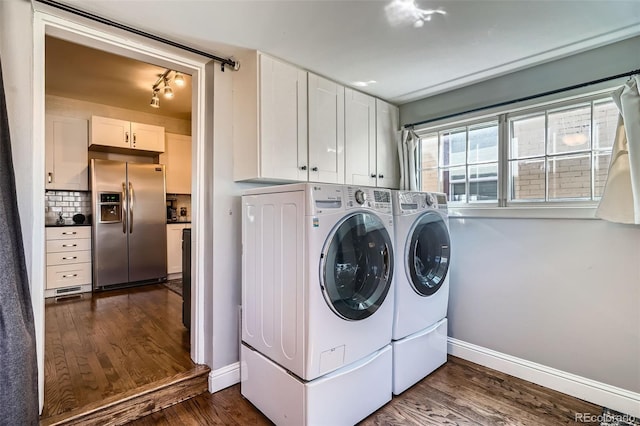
[321,212,394,321]
[407,212,450,296]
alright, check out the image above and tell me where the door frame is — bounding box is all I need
[32,8,209,409]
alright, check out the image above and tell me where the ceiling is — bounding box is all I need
[48,0,640,120]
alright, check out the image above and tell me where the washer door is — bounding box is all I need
[321,212,394,321]
[407,211,450,296]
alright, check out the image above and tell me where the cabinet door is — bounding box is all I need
[375,99,400,189]
[45,115,89,190]
[131,122,165,152]
[160,133,192,194]
[259,54,308,181]
[308,73,345,184]
[167,224,186,275]
[90,116,130,149]
[345,88,376,186]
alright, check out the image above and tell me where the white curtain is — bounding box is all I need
[596,75,640,225]
[397,128,420,191]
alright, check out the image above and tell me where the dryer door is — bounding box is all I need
[407,211,450,296]
[321,212,394,321]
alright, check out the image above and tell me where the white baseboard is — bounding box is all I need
[209,362,240,393]
[448,337,640,418]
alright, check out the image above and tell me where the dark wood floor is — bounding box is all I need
[131,356,602,426]
[42,284,195,421]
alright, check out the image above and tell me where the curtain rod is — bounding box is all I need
[34,0,240,72]
[405,68,640,129]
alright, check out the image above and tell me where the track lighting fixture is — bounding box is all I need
[173,72,185,87]
[150,89,160,108]
[163,78,174,98]
[149,69,185,108]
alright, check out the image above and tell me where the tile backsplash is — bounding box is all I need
[45,190,92,225]
[167,193,191,222]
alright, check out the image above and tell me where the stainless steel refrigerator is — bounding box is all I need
[91,159,167,289]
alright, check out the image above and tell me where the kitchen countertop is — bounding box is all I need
[45,223,92,227]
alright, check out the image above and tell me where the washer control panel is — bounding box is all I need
[345,186,392,214]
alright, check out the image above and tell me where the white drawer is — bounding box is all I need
[46,250,92,266]
[46,238,91,253]
[46,263,91,289]
[46,226,91,240]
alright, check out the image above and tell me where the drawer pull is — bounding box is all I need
[62,231,77,235]
[62,274,78,278]
[62,256,78,260]
[62,244,77,248]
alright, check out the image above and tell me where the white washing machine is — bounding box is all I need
[391,190,450,395]
[241,183,395,425]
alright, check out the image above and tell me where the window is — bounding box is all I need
[420,121,498,203]
[417,92,618,207]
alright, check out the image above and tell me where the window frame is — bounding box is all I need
[414,89,618,219]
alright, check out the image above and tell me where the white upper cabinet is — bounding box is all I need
[89,116,165,153]
[45,115,89,191]
[160,133,192,194]
[233,51,398,187]
[130,122,165,152]
[308,73,345,184]
[344,91,400,189]
[234,52,308,182]
[375,99,400,189]
[345,88,376,187]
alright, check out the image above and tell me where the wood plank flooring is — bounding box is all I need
[131,356,602,425]
[41,284,200,423]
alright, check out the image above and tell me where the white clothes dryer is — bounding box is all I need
[391,190,451,395]
[241,183,395,425]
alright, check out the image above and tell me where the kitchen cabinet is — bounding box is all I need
[167,223,190,275]
[45,115,89,190]
[307,73,345,184]
[344,90,400,189]
[45,226,92,296]
[160,133,191,194]
[233,52,308,182]
[89,115,165,153]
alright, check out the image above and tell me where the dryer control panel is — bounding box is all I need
[345,186,393,214]
[395,191,448,214]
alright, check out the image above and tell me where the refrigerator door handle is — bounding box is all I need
[129,181,134,234]
[122,182,127,234]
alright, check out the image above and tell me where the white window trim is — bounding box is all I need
[415,88,618,219]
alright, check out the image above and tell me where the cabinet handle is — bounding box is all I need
[300,165,307,171]
[370,174,376,178]
[125,132,129,144]
[378,174,384,179]
[47,172,53,183]
[62,256,78,260]
[62,244,77,248]
[311,167,318,172]
[62,274,78,278]
[62,231,77,235]
[133,133,137,145]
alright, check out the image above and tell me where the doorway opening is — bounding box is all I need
[37,14,208,422]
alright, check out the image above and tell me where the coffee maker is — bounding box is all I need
[166,200,177,222]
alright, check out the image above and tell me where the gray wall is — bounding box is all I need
[449,217,640,392]
[401,35,640,126]
[400,36,640,393]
